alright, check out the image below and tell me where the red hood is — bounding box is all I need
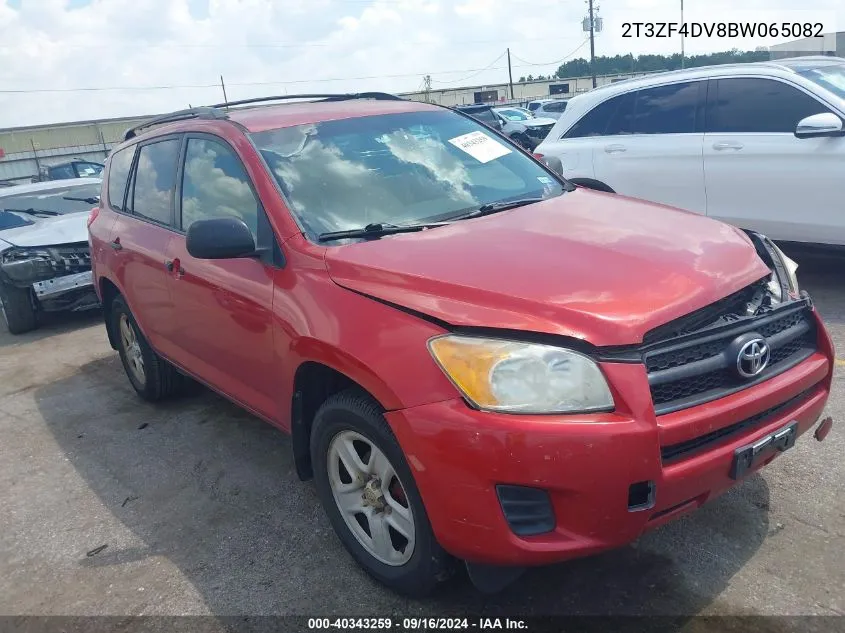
[324,189,771,346]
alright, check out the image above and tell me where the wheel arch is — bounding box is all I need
[98,276,123,350]
[289,350,402,482]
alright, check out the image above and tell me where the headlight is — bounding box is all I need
[428,335,614,414]
[762,239,799,302]
[0,248,55,282]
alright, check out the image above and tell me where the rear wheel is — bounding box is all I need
[0,283,37,335]
[111,296,179,401]
[311,389,452,596]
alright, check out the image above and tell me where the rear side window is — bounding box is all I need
[180,138,259,235]
[707,78,832,133]
[107,146,135,210]
[129,139,180,225]
[527,102,541,111]
[48,164,76,180]
[565,92,634,138]
[633,81,699,134]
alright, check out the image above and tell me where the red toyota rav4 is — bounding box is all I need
[89,93,835,596]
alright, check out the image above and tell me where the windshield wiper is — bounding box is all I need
[63,195,100,204]
[2,207,60,217]
[453,197,547,221]
[318,221,450,243]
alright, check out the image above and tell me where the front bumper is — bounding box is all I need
[386,313,834,566]
[32,271,98,312]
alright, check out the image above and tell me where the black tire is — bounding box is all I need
[0,283,37,335]
[310,389,453,596]
[111,295,179,401]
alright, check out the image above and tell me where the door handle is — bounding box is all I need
[165,259,185,276]
[712,142,744,151]
[604,144,627,154]
[109,238,122,251]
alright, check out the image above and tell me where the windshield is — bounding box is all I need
[796,63,845,100]
[0,182,101,215]
[497,109,532,121]
[250,110,564,240]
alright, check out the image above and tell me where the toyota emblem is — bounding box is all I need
[737,338,770,378]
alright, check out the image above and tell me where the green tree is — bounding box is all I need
[552,49,770,79]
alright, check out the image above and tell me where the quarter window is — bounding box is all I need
[633,82,699,134]
[707,78,832,133]
[107,146,135,210]
[180,138,259,235]
[129,139,180,225]
[565,92,634,138]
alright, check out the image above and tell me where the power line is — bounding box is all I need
[431,51,508,85]
[509,39,590,67]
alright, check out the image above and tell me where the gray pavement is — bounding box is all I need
[0,247,843,618]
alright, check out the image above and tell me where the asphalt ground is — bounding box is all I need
[0,245,842,622]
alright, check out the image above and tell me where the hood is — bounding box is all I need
[0,212,89,248]
[525,117,557,127]
[324,190,771,347]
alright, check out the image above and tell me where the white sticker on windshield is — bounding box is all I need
[537,176,554,185]
[448,131,512,163]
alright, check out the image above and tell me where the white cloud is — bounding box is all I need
[0,0,842,127]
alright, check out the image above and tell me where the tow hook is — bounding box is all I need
[815,417,833,442]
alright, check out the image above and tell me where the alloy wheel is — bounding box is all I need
[119,313,146,386]
[327,430,415,566]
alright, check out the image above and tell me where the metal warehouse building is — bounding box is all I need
[0,70,642,185]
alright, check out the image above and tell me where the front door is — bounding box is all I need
[703,77,845,245]
[164,135,277,419]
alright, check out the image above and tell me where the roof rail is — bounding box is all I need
[209,92,404,109]
[123,106,227,141]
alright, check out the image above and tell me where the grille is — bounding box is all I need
[646,305,817,415]
[49,243,91,274]
[526,124,554,138]
[661,388,815,463]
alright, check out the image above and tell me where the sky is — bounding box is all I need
[0,0,843,127]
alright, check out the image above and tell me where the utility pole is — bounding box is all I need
[585,0,598,88]
[680,0,685,68]
[423,75,432,103]
[507,48,514,99]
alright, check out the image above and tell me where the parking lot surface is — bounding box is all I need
[0,247,842,619]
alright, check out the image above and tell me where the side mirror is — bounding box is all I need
[795,112,844,139]
[186,217,257,260]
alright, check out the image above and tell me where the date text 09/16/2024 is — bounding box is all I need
[307,618,528,631]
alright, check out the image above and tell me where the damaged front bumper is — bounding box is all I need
[32,270,99,312]
[1,242,100,313]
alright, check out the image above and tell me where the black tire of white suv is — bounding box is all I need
[0,283,37,334]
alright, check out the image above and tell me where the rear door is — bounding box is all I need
[590,80,707,214]
[107,136,182,357]
[164,134,278,419]
[703,77,845,244]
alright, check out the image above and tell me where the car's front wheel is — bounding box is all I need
[311,389,452,596]
[0,283,37,334]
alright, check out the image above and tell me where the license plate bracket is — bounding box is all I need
[730,421,798,480]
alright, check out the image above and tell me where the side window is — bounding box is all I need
[564,92,634,138]
[130,139,180,225]
[180,138,259,236]
[48,165,75,180]
[546,101,567,113]
[106,146,135,210]
[527,102,540,111]
[708,78,832,133]
[632,81,699,134]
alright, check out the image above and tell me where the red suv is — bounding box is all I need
[89,93,835,596]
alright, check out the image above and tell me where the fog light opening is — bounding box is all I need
[628,481,656,512]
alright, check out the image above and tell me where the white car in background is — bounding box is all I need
[536,56,845,246]
[492,107,556,149]
[0,178,101,334]
[526,98,569,119]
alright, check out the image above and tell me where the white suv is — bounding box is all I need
[536,56,845,246]
[527,98,569,119]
